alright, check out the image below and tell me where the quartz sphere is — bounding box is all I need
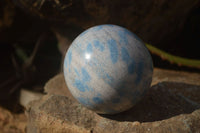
[63,24,153,114]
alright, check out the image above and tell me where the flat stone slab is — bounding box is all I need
[26,68,200,133]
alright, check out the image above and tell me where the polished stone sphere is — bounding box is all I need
[63,24,153,114]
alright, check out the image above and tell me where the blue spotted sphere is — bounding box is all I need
[63,24,153,114]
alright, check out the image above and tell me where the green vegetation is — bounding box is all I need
[146,43,200,69]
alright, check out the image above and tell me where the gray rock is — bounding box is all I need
[26,68,200,133]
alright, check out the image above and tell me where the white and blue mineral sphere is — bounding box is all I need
[63,24,153,114]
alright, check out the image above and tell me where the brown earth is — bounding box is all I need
[0,107,26,133]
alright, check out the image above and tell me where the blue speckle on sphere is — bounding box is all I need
[66,50,72,72]
[135,61,144,85]
[107,39,119,64]
[105,24,115,27]
[64,59,67,68]
[94,40,104,52]
[73,68,93,92]
[74,79,85,92]
[81,68,91,82]
[77,43,82,48]
[77,97,91,107]
[121,47,130,65]
[128,60,135,74]
[93,97,104,104]
[74,68,80,76]
[74,79,93,92]
[67,50,72,65]
[97,93,102,97]
[85,84,93,91]
[86,43,93,53]
[118,30,129,45]
[103,73,114,86]
[88,56,99,68]
[93,25,103,31]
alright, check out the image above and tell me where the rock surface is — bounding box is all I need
[26,68,200,133]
